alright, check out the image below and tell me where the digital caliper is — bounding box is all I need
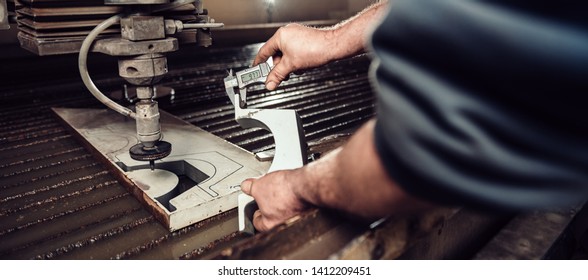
[236,62,272,88]
[224,59,272,108]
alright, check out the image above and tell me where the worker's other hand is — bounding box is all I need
[253,23,337,91]
[240,169,310,232]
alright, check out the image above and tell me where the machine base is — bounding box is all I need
[53,107,270,231]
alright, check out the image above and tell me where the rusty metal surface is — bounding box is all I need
[474,205,585,260]
[214,209,367,260]
[396,209,513,260]
[331,208,458,260]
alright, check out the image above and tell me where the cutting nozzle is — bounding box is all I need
[129,141,172,168]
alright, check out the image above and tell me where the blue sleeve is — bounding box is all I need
[370,0,588,210]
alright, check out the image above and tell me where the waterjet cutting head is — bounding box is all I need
[75,1,223,171]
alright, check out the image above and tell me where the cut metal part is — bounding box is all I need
[235,105,307,234]
[224,59,308,235]
[53,108,270,231]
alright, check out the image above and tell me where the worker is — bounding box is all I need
[241,0,588,232]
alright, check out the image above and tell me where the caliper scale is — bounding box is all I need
[224,59,308,234]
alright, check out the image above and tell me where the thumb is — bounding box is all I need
[240,179,254,195]
[253,210,271,232]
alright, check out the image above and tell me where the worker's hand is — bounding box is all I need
[240,169,310,232]
[253,23,337,91]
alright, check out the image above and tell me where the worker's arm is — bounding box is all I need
[241,119,433,232]
[242,0,588,232]
[253,1,389,91]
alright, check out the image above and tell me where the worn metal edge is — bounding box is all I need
[397,208,514,260]
[214,208,366,260]
[473,202,587,260]
[329,207,458,260]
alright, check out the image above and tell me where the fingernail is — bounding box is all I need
[266,81,277,91]
[240,179,253,194]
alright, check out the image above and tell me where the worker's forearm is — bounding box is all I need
[295,119,431,219]
[326,0,389,61]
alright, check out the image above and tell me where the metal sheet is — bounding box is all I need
[53,107,270,231]
[17,16,115,29]
[17,6,122,17]
[18,25,119,38]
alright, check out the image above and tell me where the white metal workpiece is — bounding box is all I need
[53,107,270,231]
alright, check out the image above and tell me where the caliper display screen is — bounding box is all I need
[241,70,261,83]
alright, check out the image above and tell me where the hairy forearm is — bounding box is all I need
[295,119,431,220]
[326,0,389,61]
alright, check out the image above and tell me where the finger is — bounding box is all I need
[269,55,289,83]
[253,35,280,66]
[266,60,292,91]
[252,210,270,232]
[240,179,254,195]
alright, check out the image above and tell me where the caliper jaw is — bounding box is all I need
[223,70,248,109]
